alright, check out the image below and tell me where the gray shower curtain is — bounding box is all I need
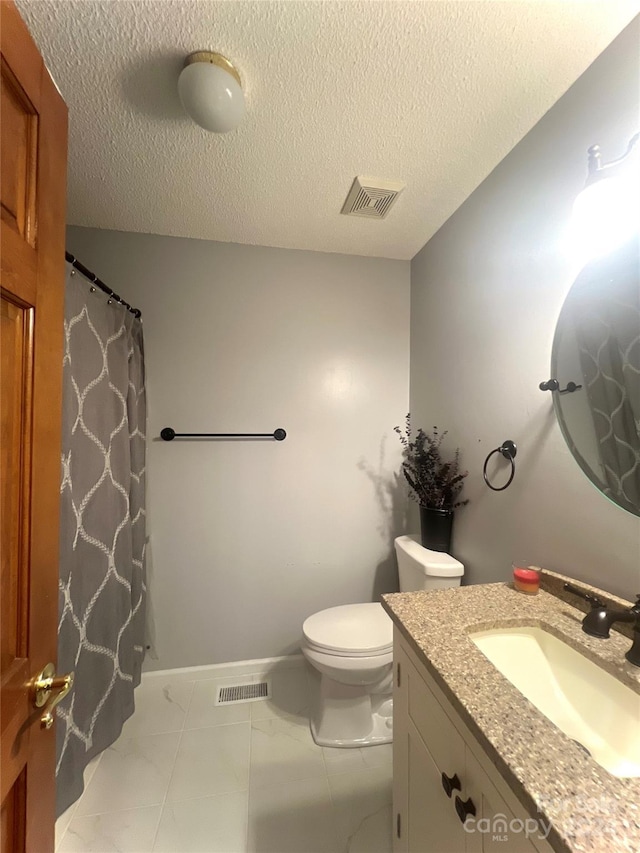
[56,263,147,816]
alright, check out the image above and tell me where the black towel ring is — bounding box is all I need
[483,440,517,491]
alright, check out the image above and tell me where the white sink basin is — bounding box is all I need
[470,626,640,778]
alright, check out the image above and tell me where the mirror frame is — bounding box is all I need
[550,240,640,518]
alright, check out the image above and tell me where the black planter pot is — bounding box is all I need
[419,506,454,552]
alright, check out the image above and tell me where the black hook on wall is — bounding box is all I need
[483,440,517,491]
[539,379,583,395]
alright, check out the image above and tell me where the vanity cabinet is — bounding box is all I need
[393,628,554,853]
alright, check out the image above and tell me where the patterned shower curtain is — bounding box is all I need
[573,237,640,514]
[56,262,147,816]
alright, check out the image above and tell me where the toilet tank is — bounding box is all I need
[394,535,464,591]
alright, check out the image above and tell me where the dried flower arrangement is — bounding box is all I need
[394,415,469,510]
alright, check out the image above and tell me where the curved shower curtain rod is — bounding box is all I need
[65,251,142,318]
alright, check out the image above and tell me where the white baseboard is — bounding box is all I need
[142,653,307,683]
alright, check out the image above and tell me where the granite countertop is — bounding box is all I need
[382,571,640,853]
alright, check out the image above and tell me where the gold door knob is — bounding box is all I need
[32,663,74,729]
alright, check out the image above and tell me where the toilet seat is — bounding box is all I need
[303,603,392,658]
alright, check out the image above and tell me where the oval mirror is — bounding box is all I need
[551,236,640,517]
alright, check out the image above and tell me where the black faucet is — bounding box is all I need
[563,583,640,668]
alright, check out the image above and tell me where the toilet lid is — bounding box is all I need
[303,603,393,655]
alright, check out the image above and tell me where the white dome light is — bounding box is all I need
[566,134,640,267]
[178,52,245,134]
[570,175,640,263]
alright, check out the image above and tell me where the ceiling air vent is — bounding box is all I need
[341,176,405,219]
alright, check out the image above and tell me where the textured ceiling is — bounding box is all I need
[17,0,640,259]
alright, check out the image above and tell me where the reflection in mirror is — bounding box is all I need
[552,236,640,516]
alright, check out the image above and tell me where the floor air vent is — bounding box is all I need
[215,681,271,706]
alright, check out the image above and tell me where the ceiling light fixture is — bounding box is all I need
[178,51,245,133]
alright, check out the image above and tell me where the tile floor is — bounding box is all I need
[56,662,393,852]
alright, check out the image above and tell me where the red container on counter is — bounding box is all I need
[513,567,540,595]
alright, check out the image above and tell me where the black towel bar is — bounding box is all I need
[160,427,286,441]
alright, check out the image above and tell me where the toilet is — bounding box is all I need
[301,534,464,747]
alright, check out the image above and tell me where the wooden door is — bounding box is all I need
[393,644,408,853]
[394,633,469,853]
[407,718,470,853]
[464,750,539,853]
[1,2,68,851]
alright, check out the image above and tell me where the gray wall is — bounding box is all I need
[66,228,410,670]
[409,18,640,598]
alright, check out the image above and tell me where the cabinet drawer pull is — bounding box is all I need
[454,795,476,823]
[441,772,461,798]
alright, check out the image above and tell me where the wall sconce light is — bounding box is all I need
[178,51,245,133]
[570,132,639,262]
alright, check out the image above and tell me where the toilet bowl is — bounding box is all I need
[302,535,464,747]
[302,603,393,747]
